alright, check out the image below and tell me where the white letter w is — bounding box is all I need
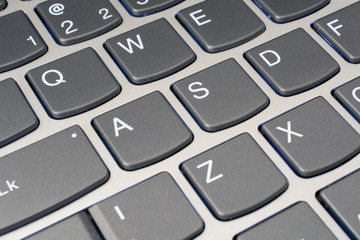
[117,34,144,54]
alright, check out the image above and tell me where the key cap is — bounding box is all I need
[254,0,329,23]
[92,91,193,170]
[120,0,183,16]
[26,48,120,119]
[89,172,204,240]
[0,11,47,73]
[177,0,265,53]
[333,77,360,122]
[172,59,269,132]
[0,0,7,10]
[0,126,109,235]
[318,169,360,239]
[0,78,38,147]
[313,2,360,63]
[260,97,360,177]
[181,133,287,220]
[36,0,122,46]
[25,212,102,240]
[104,18,195,84]
[235,202,337,239]
[245,28,339,96]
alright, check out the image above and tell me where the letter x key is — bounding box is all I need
[276,121,303,143]
[260,97,360,177]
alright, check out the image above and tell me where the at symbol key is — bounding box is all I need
[260,97,360,177]
[36,0,122,45]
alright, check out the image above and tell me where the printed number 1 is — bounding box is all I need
[27,36,37,46]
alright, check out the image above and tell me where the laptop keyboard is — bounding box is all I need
[0,0,359,239]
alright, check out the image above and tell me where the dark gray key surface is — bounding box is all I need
[318,169,360,239]
[260,97,360,177]
[0,0,6,10]
[25,212,102,240]
[333,77,360,122]
[177,0,265,53]
[245,28,339,96]
[235,202,337,239]
[89,172,204,240]
[0,78,38,147]
[181,133,287,220]
[172,59,269,132]
[0,126,109,235]
[92,91,193,170]
[26,48,120,119]
[36,0,122,46]
[254,0,329,23]
[120,0,183,16]
[0,11,47,73]
[313,2,360,63]
[104,18,195,84]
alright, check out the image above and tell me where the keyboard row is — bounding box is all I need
[1,88,360,236]
[2,0,360,72]
[3,1,360,146]
[0,120,358,238]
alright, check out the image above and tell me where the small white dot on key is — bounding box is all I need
[71,133,77,138]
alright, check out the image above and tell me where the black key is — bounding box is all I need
[245,28,339,96]
[254,0,329,23]
[0,11,47,73]
[181,133,287,220]
[0,126,109,235]
[313,2,360,63]
[333,77,360,122]
[0,78,38,147]
[104,18,195,84]
[120,0,183,16]
[318,169,360,239]
[235,202,337,239]
[89,172,204,240]
[177,0,265,53]
[92,91,193,170]
[36,0,122,45]
[0,0,7,10]
[26,48,120,119]
[172,59,269,132]
[260,97,360,177]
[25,212,102,240]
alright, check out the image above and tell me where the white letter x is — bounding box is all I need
[276,121,303,143]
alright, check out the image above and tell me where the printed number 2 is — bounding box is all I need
[99,8,113,20]
[197,160,223,184]
[61,20,78,35]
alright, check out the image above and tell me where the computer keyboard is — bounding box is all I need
[0,0,359,239]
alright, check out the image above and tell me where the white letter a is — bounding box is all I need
[113,118,134,137]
